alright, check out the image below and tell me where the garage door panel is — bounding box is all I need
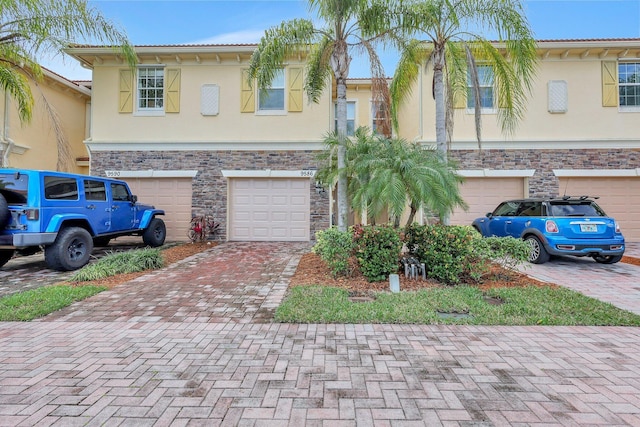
[229,178,310,241]
[450,177,525,226]
[560,177,639,241]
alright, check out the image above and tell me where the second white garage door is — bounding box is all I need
[450,177,526,226]
[558,177,640,241]
[229,178,310,241]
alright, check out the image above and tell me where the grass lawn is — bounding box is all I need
[275,285,640,326]
[0,285,106,321]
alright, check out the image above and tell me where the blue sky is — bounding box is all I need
[47,0,640,80]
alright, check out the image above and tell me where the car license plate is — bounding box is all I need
[580,223,597,232]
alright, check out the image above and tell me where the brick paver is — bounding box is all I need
[0,241,639,425]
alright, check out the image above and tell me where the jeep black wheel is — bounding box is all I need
[142,217,166,247]
[593,254,623,264]
[45,227,94,271]
[525,235,550,264]
[0,249,14,268]
[0,193,9,229]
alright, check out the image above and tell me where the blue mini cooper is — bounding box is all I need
[472,197,625,264]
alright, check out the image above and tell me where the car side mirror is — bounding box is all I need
[130,194,138,204]
[485,212,493,218]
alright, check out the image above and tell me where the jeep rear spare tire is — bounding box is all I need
[45,227,94,271]
[143,217,166,247]
[0,193,9,229]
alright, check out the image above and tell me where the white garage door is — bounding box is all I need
[229,178,310,241]
[124,178,193,242]
[450,177,525,226]
[559,177,640,241]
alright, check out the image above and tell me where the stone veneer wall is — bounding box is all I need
[91,150,331,241]
[450,148,640,197]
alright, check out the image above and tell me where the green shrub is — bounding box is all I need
[352,225,402,282]
[404,224,484,285]
[71,248,164,282]
[313,227,354,277]
[476,236,531,272]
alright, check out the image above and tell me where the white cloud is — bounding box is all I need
[192,30,264,45]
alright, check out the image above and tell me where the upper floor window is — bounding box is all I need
[619,62,640,107]
[138,67,164,111]
[258,69,285,111]
[467,65,494,109]
[334,101,356,136]
[371,100,388,135]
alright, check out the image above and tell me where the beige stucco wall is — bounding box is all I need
[1,72,90,173]
[396,56,640,145]
[90,61,333,144]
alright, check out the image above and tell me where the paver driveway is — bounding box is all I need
[1,242,640,426]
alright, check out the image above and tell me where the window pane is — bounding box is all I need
[619,62,640,107]
[334,101,356,136]
[138,67,164,110]
[258,69,285,110]
[44,177,78,200]
[84,180,106,201]
[467,65,494,109]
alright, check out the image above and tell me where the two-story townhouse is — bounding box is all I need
[0,68,91,173]
[66,38,640,243]
[394,38,640,241]
[65,44,333,242]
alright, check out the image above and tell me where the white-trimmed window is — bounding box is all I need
[619,62,640,107]
[371,100,387,135]
[137,67,164,111]
[334,101,356,136]
[258,69,285,111]
[467,65,494,109]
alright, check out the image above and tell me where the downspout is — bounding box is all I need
[1,92,14,167]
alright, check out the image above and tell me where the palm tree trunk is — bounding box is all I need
[433,47,447,158]
[332,42,351,232]
[405,203,418,228]
[433,46,450,225]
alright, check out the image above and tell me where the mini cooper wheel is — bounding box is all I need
[45,227,94,271]
[525,235,550,264]
[593,254,623,264]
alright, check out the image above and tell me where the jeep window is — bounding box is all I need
[44,176,78,200]
[550,201,606,217]
[0,173,29,204]
[111,183,130,201]
[84,180,106,201]
[492,201,520,216]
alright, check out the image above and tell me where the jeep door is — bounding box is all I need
[83,179,110,234]
[109,182,136,231]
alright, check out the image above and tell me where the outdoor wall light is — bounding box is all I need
[315,181,326,195]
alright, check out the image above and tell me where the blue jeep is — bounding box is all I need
[0,169,166,271]
[472,197,625,264]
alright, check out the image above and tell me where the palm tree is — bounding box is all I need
[316,127,467,227]
[0,0,136,169]
[390,0,538,157]
[247,0,409,232]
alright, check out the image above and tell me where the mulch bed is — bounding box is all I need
[67,242,640,291]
